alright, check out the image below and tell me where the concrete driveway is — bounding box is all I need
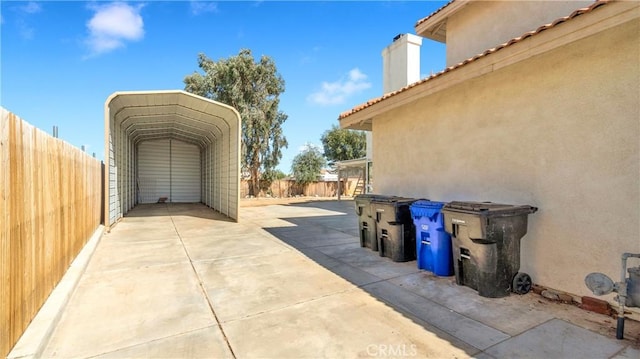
[28,200,640,358]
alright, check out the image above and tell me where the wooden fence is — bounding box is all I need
[241,179,349,198]
[0,110,103,357]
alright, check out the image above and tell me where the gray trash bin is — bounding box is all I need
[372,197,418,262]
[442,201,538,298]
[355,194,397,251]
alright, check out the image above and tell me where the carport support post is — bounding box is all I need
[337,168,341,201]
[364,163,368,194]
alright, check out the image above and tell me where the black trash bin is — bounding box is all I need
[355,194,397,251]
[442,201,538,298]
[372,197,418,262]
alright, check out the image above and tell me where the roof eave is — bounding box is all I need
[339,116,372,131]
[415,0,469,42]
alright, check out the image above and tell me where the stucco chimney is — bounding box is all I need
[382,33,423,93]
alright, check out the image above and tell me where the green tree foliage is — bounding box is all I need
[184,49,288,196]
[259,168,287,193]
[320,124,366,164]
[262,169,287,181]
[291,145,326,186]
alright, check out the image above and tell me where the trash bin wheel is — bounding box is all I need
[512,272,532,295]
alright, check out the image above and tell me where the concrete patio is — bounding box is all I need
[14,200,640,358]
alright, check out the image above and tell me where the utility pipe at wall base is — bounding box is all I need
[617,252,640,339]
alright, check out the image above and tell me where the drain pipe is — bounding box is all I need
[617,253,640,339]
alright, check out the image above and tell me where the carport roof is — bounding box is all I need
[335,157,371,169]
[105,90,240,148]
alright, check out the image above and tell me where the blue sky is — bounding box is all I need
[1,0,447,173]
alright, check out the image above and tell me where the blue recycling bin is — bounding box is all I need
[410,200,453,276]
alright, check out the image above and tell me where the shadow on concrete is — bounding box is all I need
[262,200,640,357]
[123,203,235,222]
[261,199,497,355]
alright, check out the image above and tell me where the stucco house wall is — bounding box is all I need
[445,1,593,66]
[373,18,639,299]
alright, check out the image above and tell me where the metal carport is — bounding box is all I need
[104,90,241,228]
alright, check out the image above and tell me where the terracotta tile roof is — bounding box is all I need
[415,0,457,27]
[339,0,610,120]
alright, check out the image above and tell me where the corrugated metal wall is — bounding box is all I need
[109,119,136,223]
[170,140,201,202]
[108,116,117,225]
[138,140,170,203]
[137,139,201,203]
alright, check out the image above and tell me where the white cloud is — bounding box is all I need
[190,1,218,15]
[348,68,366,81]
[307,68,372,106]
[21,2,42,14]
[10,1,42,39]
[85,2,144,56]
[17,19,35,40]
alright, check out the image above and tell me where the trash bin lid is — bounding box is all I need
[410,200,445,219]
[443,201,537,217]
[355,194,379,201]
[355,194,398,203]
[355,194,384,200]
[371,196,419,205]
[411,200,445,209]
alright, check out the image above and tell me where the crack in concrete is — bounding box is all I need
[84,325,220,359]
[167,204,237,359]
[220,286,360,323]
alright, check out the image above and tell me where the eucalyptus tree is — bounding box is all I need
[184,49,288,196]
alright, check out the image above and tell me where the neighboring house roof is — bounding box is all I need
[339,0,610,121]
[319,173,339,181]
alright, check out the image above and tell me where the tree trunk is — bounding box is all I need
[249,148,262,197]
[249,167,260,197]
